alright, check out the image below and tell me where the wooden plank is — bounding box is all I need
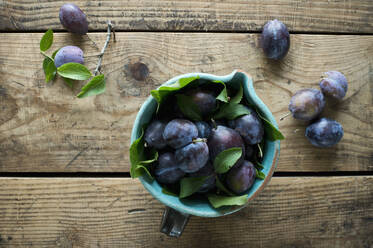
[0,0,372,33]
[0,177,371,247]
[0,33,372,172]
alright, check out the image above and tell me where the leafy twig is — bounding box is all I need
[40,51,53,61]
[93,20,114,76]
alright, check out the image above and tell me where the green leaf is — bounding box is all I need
[256,111,285,141]
[57,62,92,80]
[214,80,228,103]
[162,187,178,197]
[214,147,242,174]
[176,94,202,121]
[130,129,145,167]
[254,161,264,170]
[40,29,53,52]
[150,76,199,106]
[215,177,234,196]
[213,103,250,120]
[62,77,74,88]
[52,49,60,59]
[230,84,243,104]
[130,164,153,179]
[77,74,106,98]
[42,57,56,83]
[129,129,158,179]
[207,194,248,208]
[179,176,208,198]
[139,150,158,165]
[255,168,265,180]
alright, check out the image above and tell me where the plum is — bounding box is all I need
[232,112,264,145]
[54,46,84,68]
[189,161,216,193]
[305,118,344,147]
[319,71,348,100]
[289,89,325,121]
[195,121,212,139]
[144,120,167,149]
[154,153,185,184]
[186,89,216,117]
[59,3,88,34]
[226,160,256,195]
[208,125,245,164]
[260,19,290,60]
[175,141,209,173]
[163,119,198,149]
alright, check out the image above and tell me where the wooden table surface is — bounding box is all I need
[0,1,372,247]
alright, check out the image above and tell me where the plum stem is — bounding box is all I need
[93,20,115,76]
[192,138,207,143]
[210,118,217,129]
[280,112,291,121]
[40,51,53,61]
[257,144,263,158]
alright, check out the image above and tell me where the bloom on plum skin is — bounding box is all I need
[260,19,290,60]
[175,141,209,173]
[288,89,325,121]
[154,152,185,184]
[226,160,256,195]
[319,71,348,100]
[163,119,198,149]
[59,3,88,35]
[232,111,264,145]
[54,46,84,68]
[144,120,167,149]
[207,125,245,165]
[305,118,344,148]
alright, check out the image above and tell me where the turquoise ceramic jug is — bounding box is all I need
[131,70,280,237]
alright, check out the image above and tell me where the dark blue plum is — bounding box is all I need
[208,125,245,164]
[260,19,290,60]
[189,161,216,193]
[144,120,167,149]
[186,89,216,117]
[163,119,198,149]
[226,160,256,195]
[233,111,264,145]
[54,46,84,68]
[175,141,209,173]
[289,89,325,121]
[305,118,344,148]
[195,121,212,139]
[154,153,185,184]
[59,3,88,34]
[320,71,348,100]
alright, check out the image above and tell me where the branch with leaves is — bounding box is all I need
[40,21,115,98]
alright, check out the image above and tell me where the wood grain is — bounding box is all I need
[0,177,371,248]
[0,33,372,172]
[1,0,373,33]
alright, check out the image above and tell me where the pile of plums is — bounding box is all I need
[260,19,345,148]
[287,71,347,147]
[144,85,264,196]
